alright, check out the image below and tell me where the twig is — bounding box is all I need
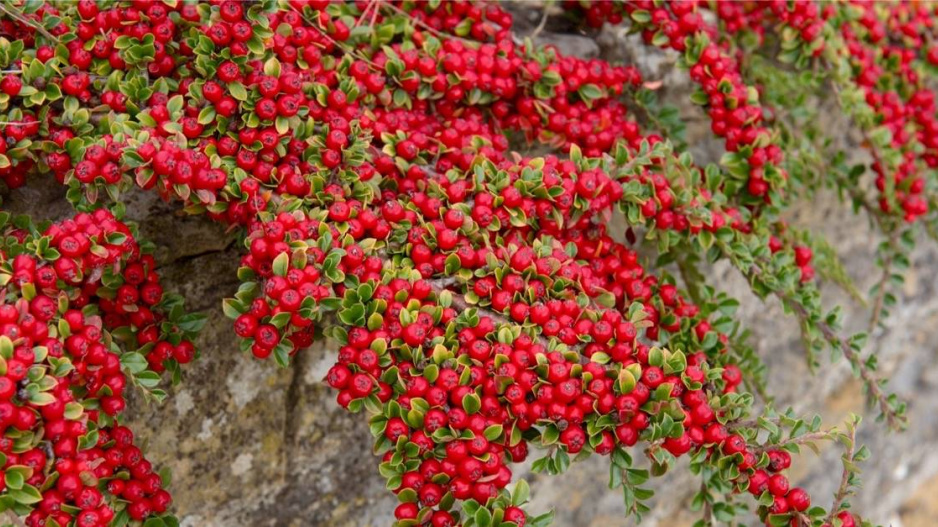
[867,224,904,333]
[287,3,399,88]
[675,252,705,306]
[353,0,377,28]
[379,1,479,47]
[826,422,858,523]
[699,480,713,527]
[772,79,884,230]
[3,510,28,527]
[722,242,907,430]
[786,293,906,430]
[368,0,380,29]
[796,117,902,324]
[753,430,834,455]
[0,3,58,44]
[826,69,904,223]
[727,414,783,431]
[529,4,551,40]
[427,277,556,350]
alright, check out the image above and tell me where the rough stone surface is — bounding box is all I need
[4,13,938,527]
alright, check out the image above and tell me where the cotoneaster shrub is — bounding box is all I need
[0,1,932,526]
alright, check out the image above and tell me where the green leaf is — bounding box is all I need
[0,336,14,358]
[483,425,503,441]
[4,466,31,490]
[273,342,292,368]
[166,94,184,116]
[474,506,492,527]
[541,425,560,445]
[264,57,282,77]
[120,352,148,374]
[618,367,637,394]
[228,81,248,101]
[630,10,652,23]
[392,88,411,109]
[648,347,664,367]
[64,402,84,420]
[29,392,56,406]
[528,511,555,527]
[275,116,289,135]
[511,479,530,506]
[9,484,42,504]
[197,106,216,125]
[177,313,207,333]
[577,84,604,108]
[462,392,481,415]
[272,252,289,277]
[222,298,244,319]
[444,254,461,274]
[367,312,384,331]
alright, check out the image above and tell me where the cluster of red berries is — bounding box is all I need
[841,1,936,222]
[26,0,719,259]
[742,448,810,517]
[625,2,788,201]
[68,0,183,78]
[712,0,827,52]
[0,209,193,525]
[768,236,816,283]
[564,0,625,29]
[41,210,197,372]
[20,418,171,526]
[573,0,931,224]
[70,138,125,186]
[304,157,805,525]
[561,1,819,277]
[0,76,38,188]
[234,210,368,359]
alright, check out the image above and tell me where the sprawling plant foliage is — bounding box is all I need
[0,0,932,526]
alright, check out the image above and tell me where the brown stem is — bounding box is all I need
[0,3,58,44]
[785,294,905,430]
[727,414,783,431]
[2,511,28,527]
[719,236,905,431]
[717,226,905,430]
[753,430,833,455]
[379,1,480,47]
[426,277,556,350]
[353,0,378,28]
[796,115,901,325]
[528,4,552,40]
[699,480,713,527]
[867,252,893,332]
[867,226,903,333]
[825,424,858,523]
